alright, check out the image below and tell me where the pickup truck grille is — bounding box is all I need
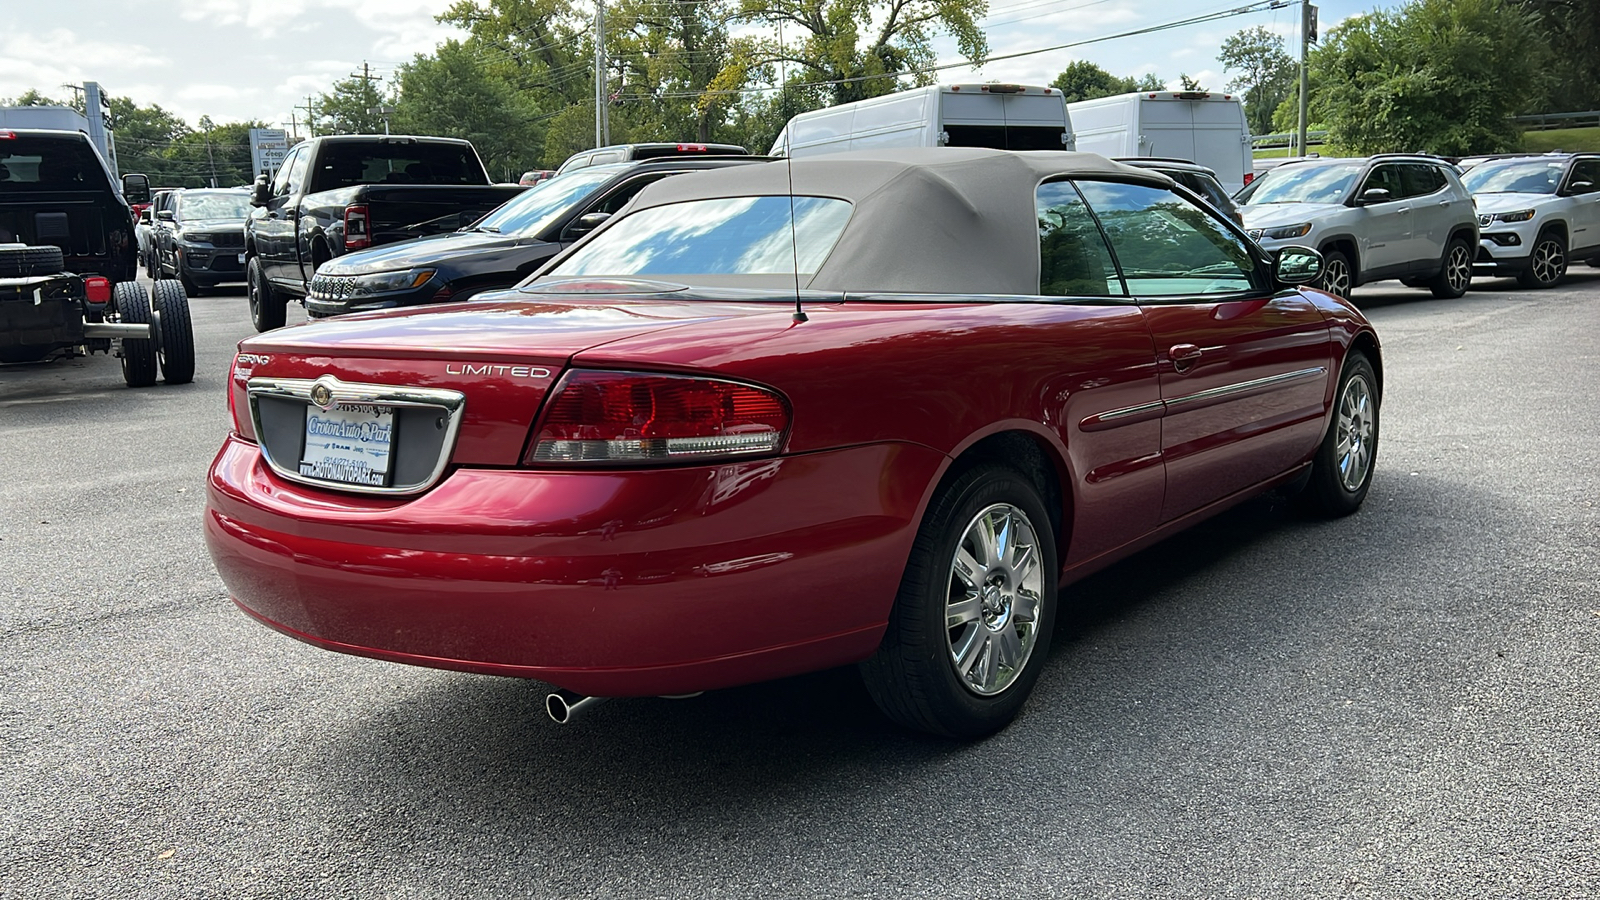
[308,274,357,300]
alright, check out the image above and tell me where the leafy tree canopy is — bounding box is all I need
[1219,25,1296,134]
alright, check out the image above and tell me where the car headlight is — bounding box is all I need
[1264,223,1313,240]
[347,269,436,295]
[1494,209,1535,223]
[183,233,215,244]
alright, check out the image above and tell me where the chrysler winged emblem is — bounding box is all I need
[309,380,335,411]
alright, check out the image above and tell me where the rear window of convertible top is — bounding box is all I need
[547,196,853,278]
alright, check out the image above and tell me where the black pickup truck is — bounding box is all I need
[245,135,527,331]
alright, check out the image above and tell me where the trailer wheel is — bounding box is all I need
[114,282,158,387]
[151,279,195,384]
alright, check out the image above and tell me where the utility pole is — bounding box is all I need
[205,133,218,187]
[351,61,385,134]
[594,0,609,148]
[1297,1,1317,158]
[298,96,317,138]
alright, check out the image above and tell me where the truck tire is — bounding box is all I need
[114,282,158,388]
[151,279,195,384]
[0,244,65,277]
[247,255,286,331]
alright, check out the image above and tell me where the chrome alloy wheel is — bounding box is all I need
[1445,244,1473,294]
[1335,373,1375,492]
[1322,256,1351,297]
[946,503,1045,697]
[1530,238,1566,286]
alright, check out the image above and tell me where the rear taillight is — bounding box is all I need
[83,276,111,304]
[1243,172,1255,186]
[344,204,370,250]
[525,370,789,465]
[228,355,257,442]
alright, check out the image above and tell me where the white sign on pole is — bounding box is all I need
[249,128,290,180]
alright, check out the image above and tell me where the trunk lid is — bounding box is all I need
[235,294,797,467]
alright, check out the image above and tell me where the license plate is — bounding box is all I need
[237,252,246,263]
[300,402,395,486]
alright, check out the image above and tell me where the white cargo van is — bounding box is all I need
[770,84,1075,158]
[1067,91,1253,193]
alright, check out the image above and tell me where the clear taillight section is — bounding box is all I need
[526,370,789,465]
[228,355,257,443]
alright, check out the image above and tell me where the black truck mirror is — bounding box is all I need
[250,174,272,207]
[122,173,151,204]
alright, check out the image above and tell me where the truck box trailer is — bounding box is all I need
[1066,91,1253,193]
[771,84,1075,158]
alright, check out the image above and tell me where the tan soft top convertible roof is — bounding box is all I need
[624,147,1174,295]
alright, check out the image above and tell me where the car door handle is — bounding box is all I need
[1397,207,1411,214]
[1437,200,1450,206]
[1169,344,1202,371]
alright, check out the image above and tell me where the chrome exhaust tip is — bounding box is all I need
[545,691,606,724]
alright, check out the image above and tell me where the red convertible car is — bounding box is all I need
[205,149,1381,738]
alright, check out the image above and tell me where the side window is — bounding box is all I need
[1400,164,1445,198]
[1035,181,1122,298]
[1074,180,1259,298]
[1360,164,1404,201]
[590,151,626,165]
[271,147,300,197]
[1568,159,1600,189]
[284,148,312,197]
[592,173,670,216]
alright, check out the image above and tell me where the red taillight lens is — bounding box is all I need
[229,354,257,442]
[344,204,370,250]
[526,370,790,465]
[1243,172,1255,186]
[83,276,111,304]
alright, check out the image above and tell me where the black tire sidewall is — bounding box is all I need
[151,280,195,384]
[113,282,158,388]
[1320,249,1352,299]
[1520,231,1566,288]
[865,464,1059,738]
[247,257,285,331]
[1303,353,1379,516]
[1431,238,1472,298]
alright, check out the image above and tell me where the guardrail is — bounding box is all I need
[1511,110,1600,131]
[1251,130,1329,149]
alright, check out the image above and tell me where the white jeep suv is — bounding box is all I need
[1237,155,1479,299]
[1462,153,1600,288]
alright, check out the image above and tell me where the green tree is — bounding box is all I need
[1517,0,1600,112]
[394,39,539,178]
[106,97,194,185]
[1310,0,1550,155]
[1135,74,1166,91]
[1050,61,1136,103]
[315,73,391,135]
[1177,73,1206,92]
[725,0,990,105]
[1219,26,1296,134]
[609,0,738,143]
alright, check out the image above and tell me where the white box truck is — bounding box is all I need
[770,84,1075,158]
[1066,91,1253,193]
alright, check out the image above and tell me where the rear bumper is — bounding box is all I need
[204,435,944,696]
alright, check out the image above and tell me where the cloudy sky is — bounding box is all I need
[2,0,1400,132]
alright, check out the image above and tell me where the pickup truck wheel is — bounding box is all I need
[151,280,195,384]
[1429,238,1473,299]
[113,282,158,388]
[247,256,286,331]
[0,244,65,277]
[860,463,1057,738]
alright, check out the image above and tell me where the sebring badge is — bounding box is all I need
[445,363,552,379]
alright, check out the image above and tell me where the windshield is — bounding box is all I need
[179,192,251,220]
[548,196,853,279]
[469,167,621,237]
[1461,159,1564,195]
[1237,163,1362,205]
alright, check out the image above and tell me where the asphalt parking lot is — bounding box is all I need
[2,271,1598,898]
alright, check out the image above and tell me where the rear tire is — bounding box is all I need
[1318,248,1353,299]
[860,464,1058,738]
[1430,237,1473,299]
[246,255,286,332]
[1516,231,1566,289]
[113,282,158,388]
[1296,353,1379,517]
[151,279,195,384]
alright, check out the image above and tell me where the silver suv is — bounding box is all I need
[1461,152,1600,289]
[1238,155,1479,299]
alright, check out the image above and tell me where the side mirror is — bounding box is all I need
[1355,187,1391,206]
[1567,180,1596,195]
[250,174,272,207]
[566,211,612,239]
[1274,245,1324,286]
[121,173,151,204]
[138,209,151,224]
[156,209,175,222]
